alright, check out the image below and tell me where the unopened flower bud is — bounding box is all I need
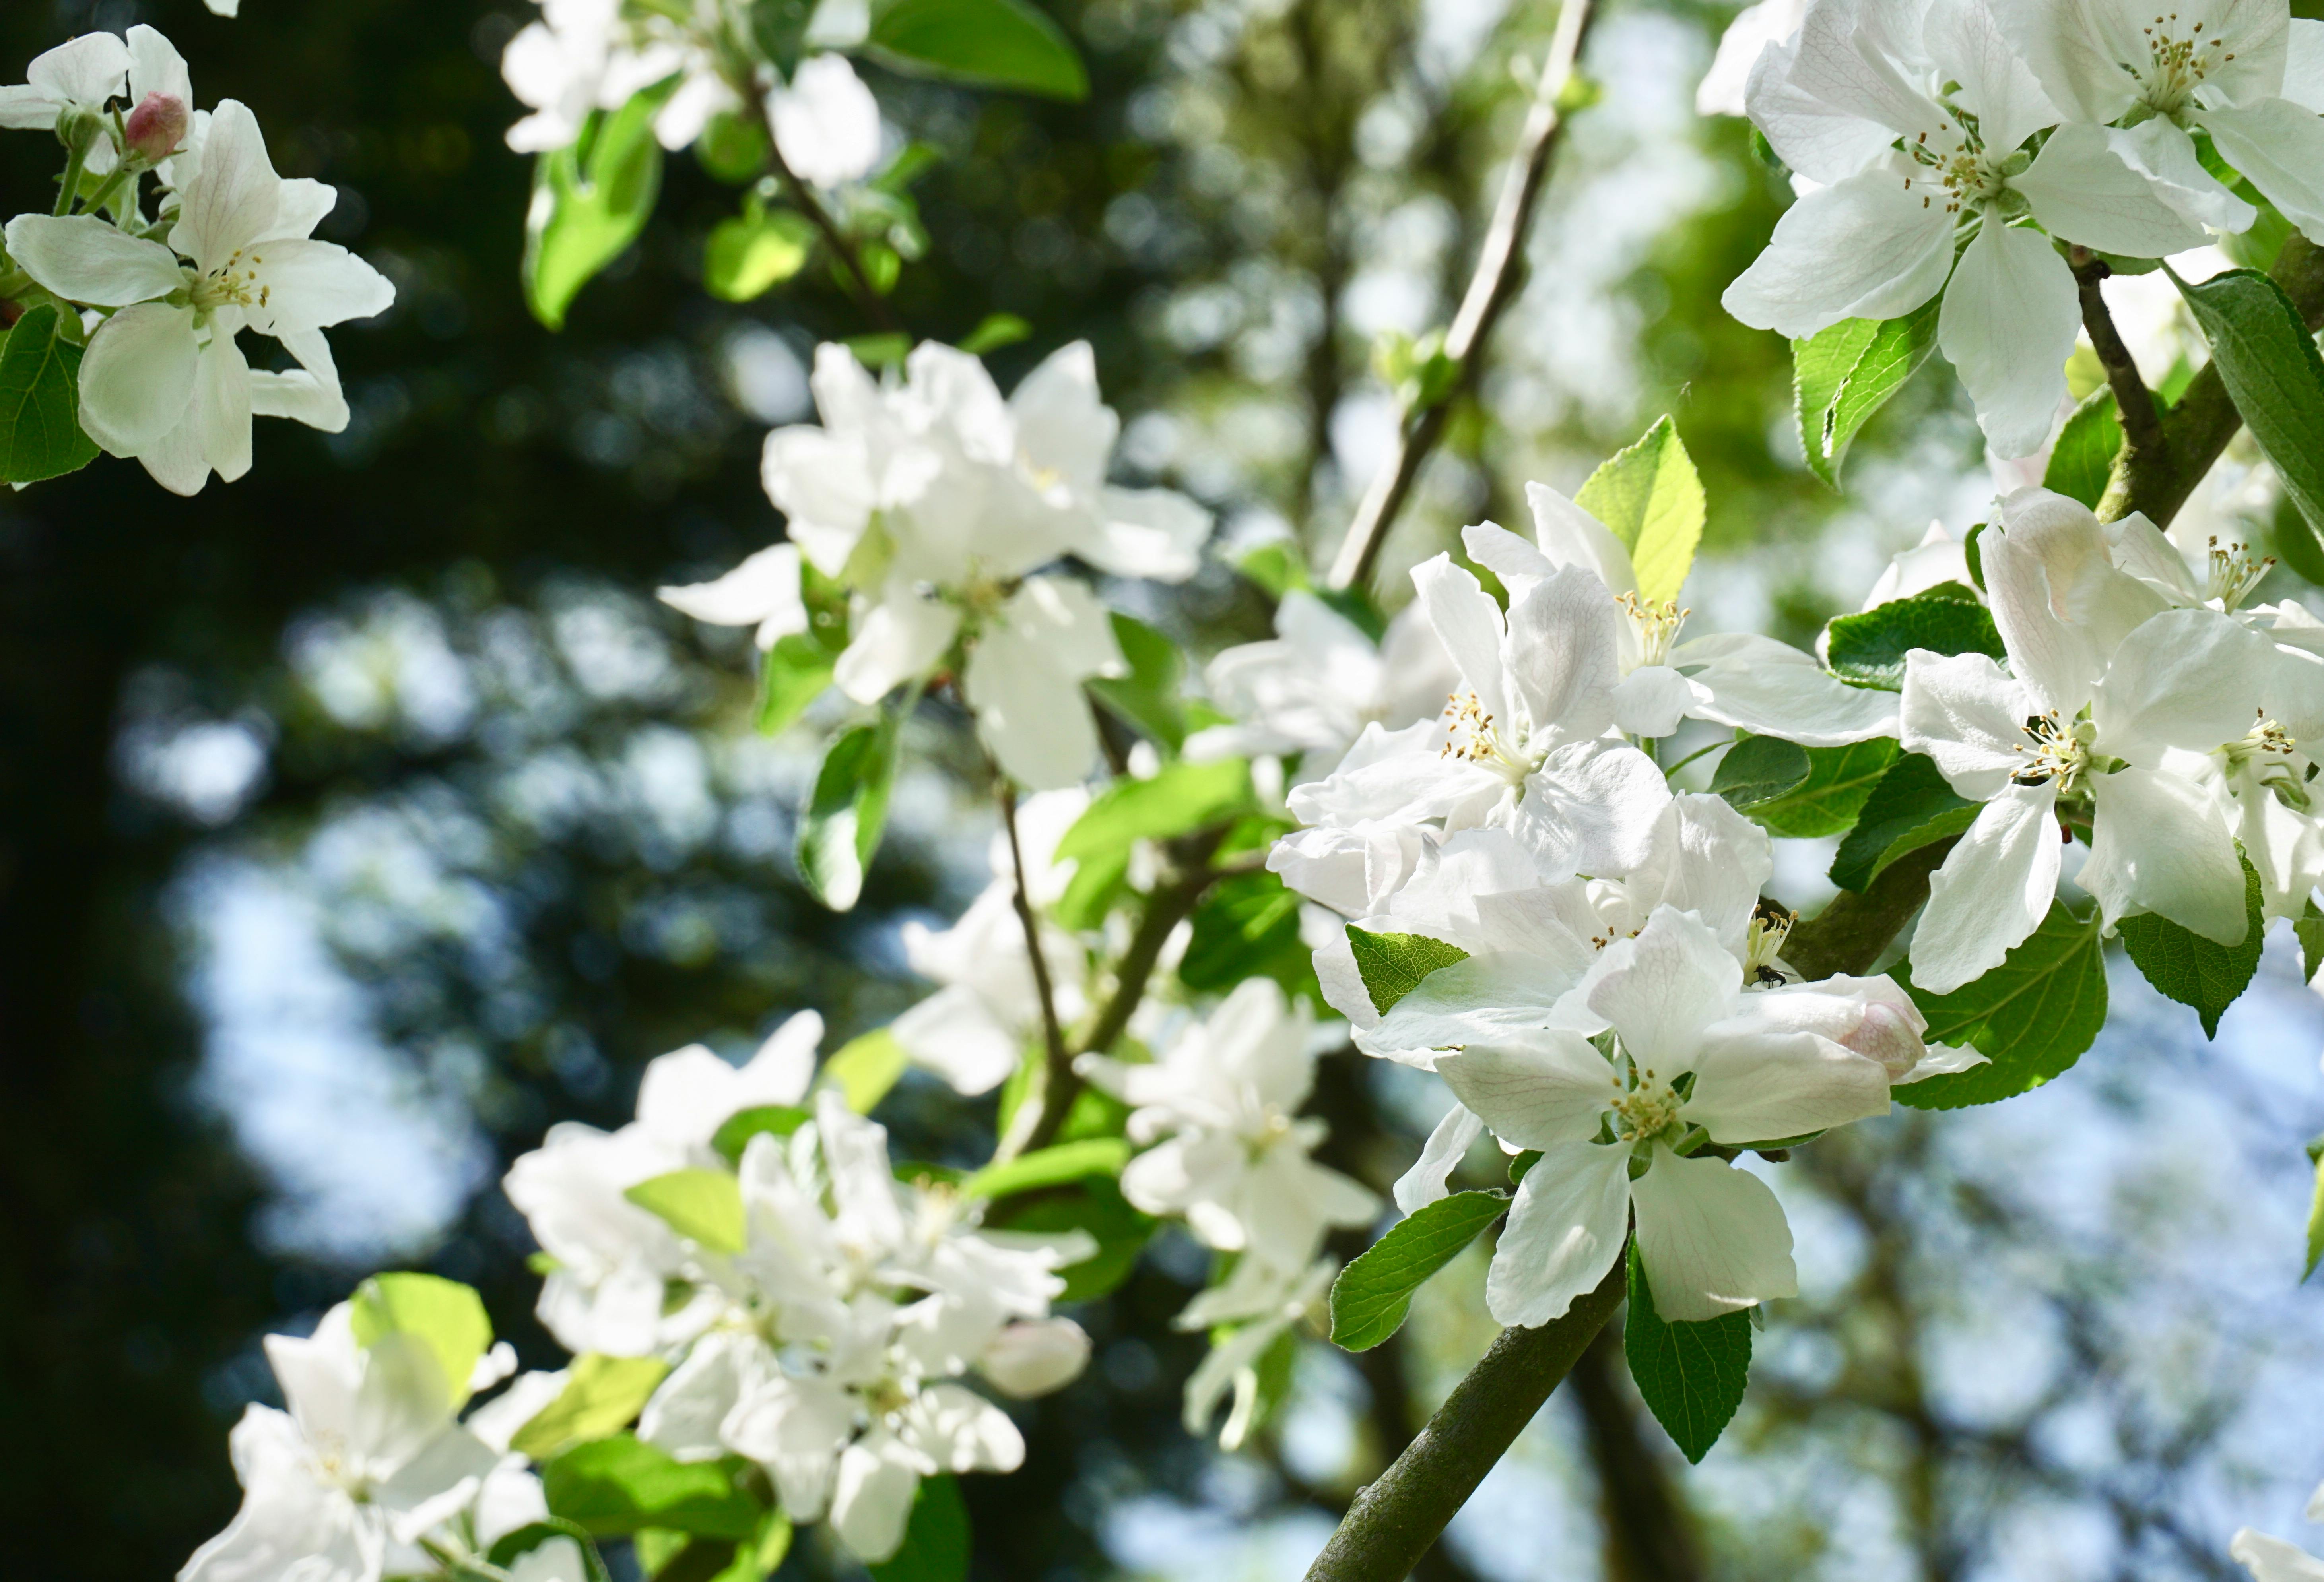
[56,103,107,157]
[978,1318,1090,1399]
[1838,998,1928,1082]
[125,93,190,163]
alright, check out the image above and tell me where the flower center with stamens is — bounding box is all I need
[1616,591,1689,667]
[1439,690,1536,781]
[2205,536,2274,611]
[2010,710,2095,793]
[2221,710,2306,803]
[1901,117,2009,215]
[1609,1066,1683,1143]
[1743,901,1796,988]
[2124,12,2233,116]
[189,249,270,314]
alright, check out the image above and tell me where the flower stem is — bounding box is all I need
[996,777,1072,1151]
[1326,0,1600,593]
[1300,1256,1629,1582]
[52,146,86,217]
[2097,230,2324,528]
[2068,247,2164,459]
[744,83,903,336]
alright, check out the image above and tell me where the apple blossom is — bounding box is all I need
[2232,1478,2324,1581]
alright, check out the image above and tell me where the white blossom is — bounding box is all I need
[1174,1256,1334,1450]
[1079,979,1378,1276]
[4,100,392,495]
[1724,0,2219,456]
[1697,0,1808,116]
[2232,1478,2324,1581]
[771,54,881,188]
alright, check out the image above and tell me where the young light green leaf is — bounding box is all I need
[0,304,98,484]
[705,206,815,302]
[349,1272,493,1411]
[962,1138,1132,1202]
[1710,734,1811,811]
[711,1104,810,1165]
[1084,611,1189,751]
[1328,1190,1507,1351]
[1743,738,1901,838]
[2116,854,2265,1039]
[544,1435,765,1539]
[797,713,901,911]
[1180,869,1313,999]
[1792,318,1879,489]
[2305,1136,2324,1282]
[868,1473,971,1582]
[485,1518,615,1582]
[2172,264,2324,543]
[1827,750,1976,894]
[524,79,678,330]
[623,1169,747,1253]
[818,1027,909,1114]
[1054,757,1252,861]
[866,0,1089,101]
[512,1355,673,1461]
[1623,1242,1752,1465]
[2299,897,2324,985]
[1895,903,2107,1110]
[2042,388,2123,510]
[1823,583,2002,690]
[1346,927,1470,1016]
[755,634,835,737]
[1573,415,1703,604]
[958,312,1032,355]
[1821,296,1941,482]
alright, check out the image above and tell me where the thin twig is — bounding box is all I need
[2099,230,2324,527]
[1326,0,1600,592]
[750,94,903,335]
[2068,248,2164,458]
[997,780,1072,1140]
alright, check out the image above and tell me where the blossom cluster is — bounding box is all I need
[0,27,395,494]
[1721,0,2324,456]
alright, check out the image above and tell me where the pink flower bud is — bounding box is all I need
[125,93,189,163]
[1839,999,1928,1082]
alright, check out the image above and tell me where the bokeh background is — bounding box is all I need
[6,0,2324,1578]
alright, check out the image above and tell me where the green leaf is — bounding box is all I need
[797,713,902,911]
[1894,903,2107,1110]
[1054,758,1252,860]
[1709,734,1811,811]
[868,1474,971,1582]
[962,1138,1131,1201]
[1238,540,1312,600]
[1572,416,1703,604]
[819,1026,909,1113]
[694,109,771,184]
[1328,1191,1506,1351]
[1743,738,1901,838]
[1084,612,1188,751]
[705,206,815,302]
[0,304,97,484]
[2116,853,2265,1039]
[544,1436,764,1539]
[512,1355,673,1460]
[711,1104,810,1165]
[2298,898,2324,985]
[1623,1243,1751,1465]
[1345,927,1470,1016]
[2042,388,2123,510]
[623,1169,746,1254]
[1180,869,1314,1000]
[987,1176,1153,1301]
[755,634,835,736]
[1824,583,2003,691]
[1821,297,1942,483]
[866,0,1089,100]
[524,79,678,331]
[1051,845,1129,930]
[2305,1137,2324,1282]
[1791,299,1940,488]
[2173,264,2324,545]
[1827,751,1976,894]
[959,312,1032,355]
[1791,317,1879,489]
[349,1273,492,1411]
[486,1519,615,1582]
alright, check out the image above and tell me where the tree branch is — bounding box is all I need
[2068,248,2164,458]
[1325,0,1600,592]
[2097,231,2324,527]
[1302,1257,1629,1582]
[997,782,1072,1148]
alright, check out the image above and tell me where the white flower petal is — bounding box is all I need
[26,33,130,108]
[1087,485,1212,582]
[1721,164,1955,340]
[1924,0,2059,155]
[2014,122,2210,259]
[1511,739,1674,876]
[1676,630,1901,745]
[2200,97,2324,247]
[2092,607,2277,760]
[248,238,397,332]
[1938,219,2078,460]
[2,215,184,306]
[2081,765,2250,944]
[172,100,282,275]
[77,301,200,455]
[771,54,882,189]
[2105,118,2258,235]
[658,543,807,644]
[2228,1528,2324,1582]
[1522,482,1638,596]
[1631,1144,1796,1321]
[1484,1140,1631,1328]
[1394,1104,1488,1213]
[835,578,961,702]
[1584,907,1740,1070]
[1910,778,2062,995]
[831,1432,923,1562]
[1436,1033,1619,1150]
